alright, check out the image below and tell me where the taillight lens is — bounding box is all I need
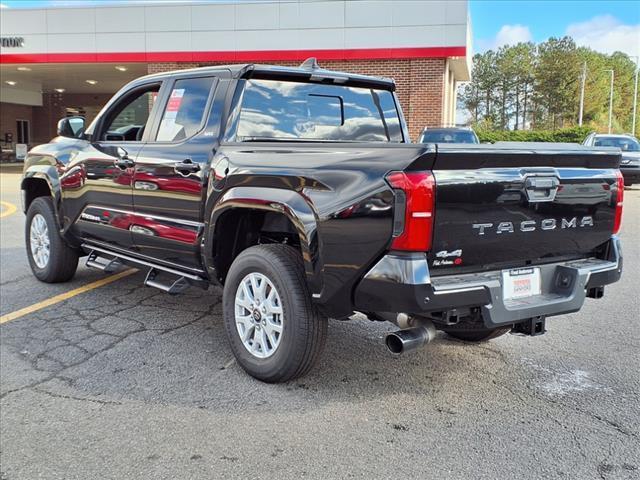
[613,170,624,234]
[385,171,435,251]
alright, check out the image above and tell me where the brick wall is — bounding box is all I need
[148,58,445,141]
[0,102,33,147]
[30,92,113,144]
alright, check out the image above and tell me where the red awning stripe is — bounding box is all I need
[0,46,466,64]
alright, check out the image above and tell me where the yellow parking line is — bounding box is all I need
[0,269,137,324]
[0,201,17,219]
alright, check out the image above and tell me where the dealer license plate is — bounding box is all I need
[502,268,541,300]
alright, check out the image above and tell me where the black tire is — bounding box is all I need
[223,244,327,383]
[443,327,510,342]
[25,197,79,283]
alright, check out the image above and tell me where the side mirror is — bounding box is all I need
[57,116,85,139]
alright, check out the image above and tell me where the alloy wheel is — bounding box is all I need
[30,213,50,269]
[234,272,284,359]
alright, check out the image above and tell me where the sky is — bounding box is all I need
[1,0,639,58]
[471,0,640,58]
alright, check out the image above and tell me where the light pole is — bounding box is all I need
[578,61,587,126]
[604,69,614,134]
[631,56,639,137]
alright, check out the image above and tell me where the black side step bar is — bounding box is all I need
[83,244,209,294]
[86,250,123,273]
[145,268,192,295]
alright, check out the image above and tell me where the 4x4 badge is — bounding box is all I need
[435,249,462,258]
[433,249,463,266]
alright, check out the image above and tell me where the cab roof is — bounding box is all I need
[138,61,396,91]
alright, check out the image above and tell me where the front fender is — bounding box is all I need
[21,138,88,225]
[21,157,62,214]
[206,186,322,295]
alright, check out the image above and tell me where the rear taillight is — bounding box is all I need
[385,171,435,251]
[613,170,624,234]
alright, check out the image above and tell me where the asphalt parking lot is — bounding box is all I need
[1,166,639,480]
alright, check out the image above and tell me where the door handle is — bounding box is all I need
[174,159,201,176]
[115,157,134,169]
[114,147,134,169]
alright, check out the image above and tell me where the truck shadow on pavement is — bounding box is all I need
[1,271,527,410]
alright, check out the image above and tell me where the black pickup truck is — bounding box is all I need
[21,61,624,382]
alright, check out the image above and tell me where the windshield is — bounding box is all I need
[235,79,403,142]
[594,136,640,152]
[420,130,478,144]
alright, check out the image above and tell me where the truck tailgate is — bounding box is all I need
[427,144,621,275]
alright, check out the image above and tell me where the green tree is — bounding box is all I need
[474,50,501,127]
[496,46,518,129]
[534,37,580,129]
[607,52,636,132]
[510,43,536,129]
[459,34,638,134]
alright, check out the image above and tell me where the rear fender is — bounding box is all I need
[206,186,322,295]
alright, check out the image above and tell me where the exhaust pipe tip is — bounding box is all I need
[385,333,405,354]
[385,322,436,355]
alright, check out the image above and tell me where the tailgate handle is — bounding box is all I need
[524,176,559,202]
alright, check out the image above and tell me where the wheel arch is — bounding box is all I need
[205,187,322,295]
[21,149,66,204]
[21,165,60,215]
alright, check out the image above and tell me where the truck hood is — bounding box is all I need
[26,136,89,167]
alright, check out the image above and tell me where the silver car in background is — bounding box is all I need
[583,133,640,186]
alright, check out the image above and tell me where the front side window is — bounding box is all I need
[236,79,403,142]
[155,77,215,142]
[102,84,160,141]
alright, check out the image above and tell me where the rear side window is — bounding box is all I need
[236,79,402,142]
[420,130,479,144]
[155,77,214,142]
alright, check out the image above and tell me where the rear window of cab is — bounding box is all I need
[235,79,403,143]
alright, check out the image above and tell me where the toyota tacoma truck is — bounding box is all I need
[21,60,624,382]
